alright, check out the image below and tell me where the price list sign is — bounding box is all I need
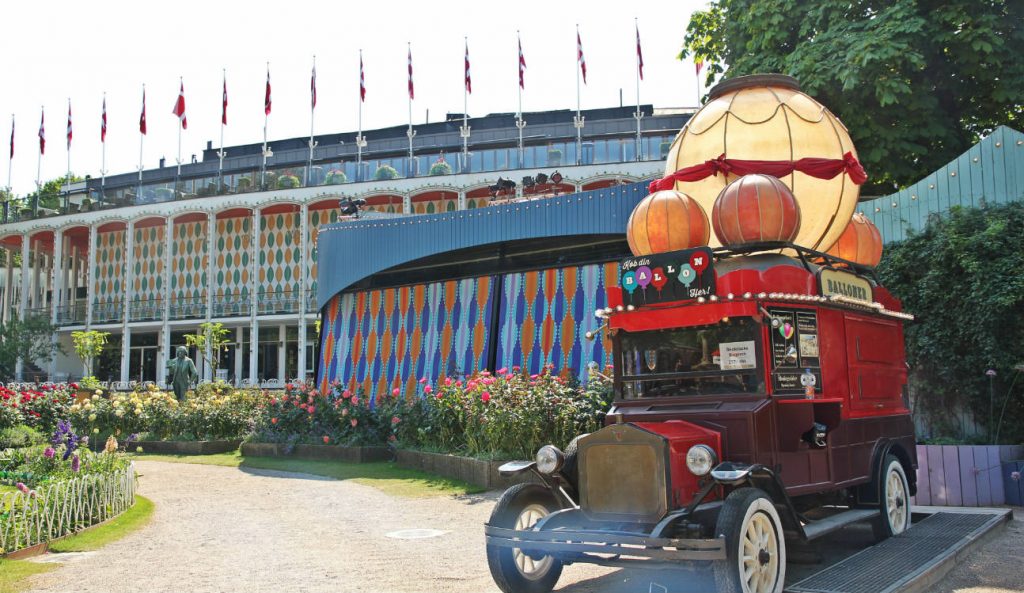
[769,307,822,394]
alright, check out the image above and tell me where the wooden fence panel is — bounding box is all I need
[927,446,947,505]
[988,447,1005,505]
[958,446,978,506]
[972,446,992,506]
[942,446,963,506]
[914,445,930,506]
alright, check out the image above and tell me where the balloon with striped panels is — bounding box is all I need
[626,190,711,256]
[825,212,883,267]
[711,173,801,247]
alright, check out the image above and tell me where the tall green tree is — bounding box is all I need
[679,0,1023,193]
[0,315,64,381]
[876,202,1024,443]
[23,174,84,210]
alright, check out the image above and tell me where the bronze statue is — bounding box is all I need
[168,346,197,400]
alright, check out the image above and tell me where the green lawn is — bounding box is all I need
[133,451,485,498]
[0,559,56,593]
[48,495,155,553]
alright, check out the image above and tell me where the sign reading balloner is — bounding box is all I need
[817,268,873,302]
[620,247,716,307]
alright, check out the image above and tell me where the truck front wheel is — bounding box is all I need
[486,483,564,593]
[713,487,786,593]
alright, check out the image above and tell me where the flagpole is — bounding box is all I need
[634,19,643,162]
[356,50,365,181]
[101,93,107,199]
[516,31,525,170]
[574,24,583,166]
[36,106,43,193]
[176,77,183,192]
[460,37,470,173]
[138,86,144,200]
[8,114,13,191]
[407,42,415,177]
[66,98,72,211]
[307,55,317,187]
[218,70,225,192]
[261,62,269,189]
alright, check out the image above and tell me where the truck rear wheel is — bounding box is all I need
[873,454,911,540]
[713,487,786,593]
[486,483,563,593]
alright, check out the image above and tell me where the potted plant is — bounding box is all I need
[325,170,348,185]
[155,187,175,201]
[71,330,110,402]
[236,177,252,191]
[429,159,452,176]
[277,175,301,189]
[373,164,399,181]
[547,148,562,166]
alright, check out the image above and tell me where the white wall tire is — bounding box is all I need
[486,483,563,593]
[874,454,911,540]
[714,488,786,593]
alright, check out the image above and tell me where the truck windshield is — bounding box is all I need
[617,317,764,398]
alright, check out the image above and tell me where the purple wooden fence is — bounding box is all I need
[913,445,1024,507]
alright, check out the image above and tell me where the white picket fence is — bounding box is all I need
[0,463,136,554]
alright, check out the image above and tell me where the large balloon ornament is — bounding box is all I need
[825,212,883,267]
[711,174,801,247]
[626,190,710,256]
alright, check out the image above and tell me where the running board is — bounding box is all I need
[801,509,878,541]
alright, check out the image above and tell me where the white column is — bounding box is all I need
[249,208,260,384]
[49,229,65,380]
[278,323,286,383]
[85,224,97,329]
[14,237,29,381]
[403,194,412,214]
[297,204,308,383]
[2,247,12,323]
[158,218,173,388]
[203,212,216,382]
[458,191,466,211]
[234,326,243,386]
[31,240,42,310]
[120,222,134,383]
[70,245,79,309]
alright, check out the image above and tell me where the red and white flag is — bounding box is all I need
[636,23,644,80]
[695,58,705,76]
[264,67,272,116]
[518,34,526,89]
[311,62,317,109]
[407,45,415,100]
[359,53,366,102]
[464,39,472,94]
[139,88,147,135]
[101,97,107,143]
[172,80,187,129]
[66,101,72,149]
[577,29,587,84]
[38,109,45,155]
[9,115,13,159]
[222,74,228,125]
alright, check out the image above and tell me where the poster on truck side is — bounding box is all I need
[619,247,716,307]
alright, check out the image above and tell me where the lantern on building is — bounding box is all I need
[626,190,710,256]
[711,174,801,247]
[825,212,883,267]
[658,74,863,251]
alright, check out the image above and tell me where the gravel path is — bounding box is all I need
[24,461,615,593]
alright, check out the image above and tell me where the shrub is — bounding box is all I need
[0,425,46,449]
[277,174,301,189]
[325,169,348,185]
[373,164,399,181]
[0,385,74,433]
[428,160,452,176]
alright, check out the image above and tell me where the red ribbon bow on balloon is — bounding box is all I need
[648,152,867,193]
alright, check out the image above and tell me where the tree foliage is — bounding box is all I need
[23,174,84,210]
[876,202,1024,443]
[679,0,1023,193]
[71,330,110,378]
[184,322,231,377]
[0,316,64,380]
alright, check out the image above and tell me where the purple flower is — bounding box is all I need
[50,419,78,460]
[71,454,81,473]
[1012,471,1021,482]
[43,447,56,459]
[15,482,28,493]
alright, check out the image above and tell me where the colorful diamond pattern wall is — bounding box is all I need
[132,225,165,304]
[495,262,618,380]
[170,220,207,304]
[259,212,302,297]
[308,208,339,299]
[93,230,125,303]
[318,261,618,399]
[214,216,252,300]
[318,277,496,400]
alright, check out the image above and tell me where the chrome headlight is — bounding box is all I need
[685,444,717,477]
[535,445,565,475]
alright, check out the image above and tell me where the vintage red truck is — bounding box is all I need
[484,243,917,593]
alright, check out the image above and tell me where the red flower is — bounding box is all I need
[418,377,427,384]
[424,386,433,395]
[350,418,358,427]
[308,406,316,414]
[392,388,400,397]
[481,391,491,403]
[392,416,401,424]
[271,418,278,424]
[323,436,330,444]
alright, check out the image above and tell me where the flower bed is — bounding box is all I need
[0,384,76,434]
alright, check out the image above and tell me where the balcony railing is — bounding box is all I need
[169,296,206,320]
[212,293,250,318]
[56,302,88,326]
[92,301,123,324]
[129,299,164,322]
[256,290,302,315]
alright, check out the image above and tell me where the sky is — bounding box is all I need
[0,0,708,196]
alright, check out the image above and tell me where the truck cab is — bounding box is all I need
[485,245,917,593]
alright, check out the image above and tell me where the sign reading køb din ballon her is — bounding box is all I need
[619,247,716,307]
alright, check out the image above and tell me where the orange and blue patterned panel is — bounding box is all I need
[93,230,125,302]
[132,225,165,303]
[171,220,207,304]
[214,216,252,300]
[495,262,618,382]
[318,277,496,400]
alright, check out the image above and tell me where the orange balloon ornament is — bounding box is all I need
[626,190,711,256]
[825,212,883,267]
[711,174,801,247]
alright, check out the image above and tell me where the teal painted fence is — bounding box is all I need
[863,126,1024,244]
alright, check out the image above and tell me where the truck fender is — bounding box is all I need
[858,440,917,505]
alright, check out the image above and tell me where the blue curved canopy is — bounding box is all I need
[316,182,650,309]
